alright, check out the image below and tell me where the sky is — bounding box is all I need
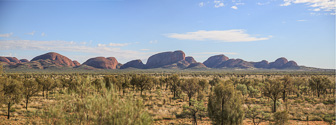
[0,0,335,69]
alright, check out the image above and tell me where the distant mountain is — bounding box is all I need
[203,55,229,68]
[0,50,306,70]
[146,50,186,68]
[82,57,119,69]
[120,59,145,69]
[31,52,76,67]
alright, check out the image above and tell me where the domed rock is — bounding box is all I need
[0,57,11,64]
[283,61,299,69]
[72,61,81,67]
[6,57,20,63]
[31,52,76,67]
[20,59,29,63]
[218,59,254,68]
[269,57,288,69]
[203,54,229,68]
[82,57,119,69]
[185,56,197,64]
[254,60,269,68]
[120,59,145,69]
[146,50,185,68]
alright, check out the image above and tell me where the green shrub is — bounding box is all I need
[273,111,289,125]
[37,88,152,125]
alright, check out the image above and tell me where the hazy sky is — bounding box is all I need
[0,0,335,69]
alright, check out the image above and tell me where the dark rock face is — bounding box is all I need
[185,56,197,64]
[187,62,207,69]
[6,57,20,63]
[82,57,119,69]
[203,55,229,68]
[269,57,288,69]
[0,57,21,65]
[217,59,254,68]
[120,59,145,69]
[0,57,11,64]
[282,61,299,69]
[254,60,269,68]
[72,61,81,67]
[31,52,76,67]
[146,50,185,68]
[20,59,29,63]
[116,63,123,69]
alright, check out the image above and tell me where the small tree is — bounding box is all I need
[236,84,247,99]
[208,82,244,125]
[182,99,206,125]
[133,74,153,96]
[198,79,209,92]
[280,75,293,102]
[262,79,283,113]
[0,77,23,119]
[246,105,263,125]
[44,77,57,98]
[309,76,330,98]
[168,74,180,98]
[23,78,40,110]
[181,78,200,105]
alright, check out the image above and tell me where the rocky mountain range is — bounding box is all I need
[0,50,302,70]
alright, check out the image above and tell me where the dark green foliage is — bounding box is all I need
[167,74,180,98]
[0,76,23,119]
[262,79,283,112]
[38,84,153,125]
[208,82,244,125]
[23,78,40,110]
[181,78,200,105]
[131,74,153,95]
[182,99,206,125]
[309,76,331,98]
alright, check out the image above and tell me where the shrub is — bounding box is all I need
[37,87,152,125]
[273,111,289,125]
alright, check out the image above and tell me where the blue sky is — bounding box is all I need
[0,0,335,69]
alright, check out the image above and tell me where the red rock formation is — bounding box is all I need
[269,57,288,69]
[146,50,185,68]
[120,59,145,69]
[82,57,119,69]
[203,55,229,68]
[185,56,197,64]
[72,61,81,67]
[20,59,29,63]
[31,52,76,67]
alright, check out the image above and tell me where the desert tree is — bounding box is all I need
[44,77,57,98]
[236,84,248,100]
[23,78,40,110]
[309,76,330,98]
[182,99,206,125]
[0,77,23,119]
[246,105,264,125]
[181,78,200,105]
[208,82,244,125]
[132,74,153,96]
[262,79,284,113]
[167,74,180,98]
[198,79,209,92]
[280,75,293,102]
